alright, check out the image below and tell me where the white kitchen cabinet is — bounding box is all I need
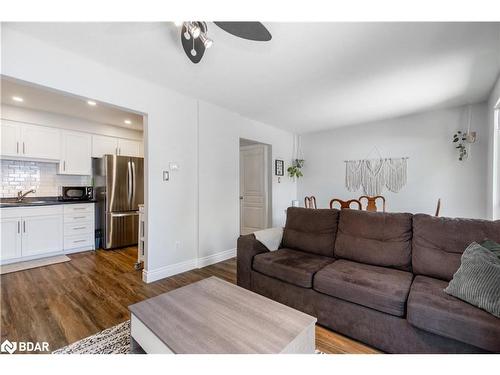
[1,120,60,160]
[63,203,95,252]
[0,120,22,158]
[92,135,143,158]
[0,217,22,261]
[21,214,64,257]
[118,138,142,157]
[59,131,92,175]
[21,124,61,160]
[92,134,118,157]
[0,206,64,264]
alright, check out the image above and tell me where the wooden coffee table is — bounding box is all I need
[128,276,317,353]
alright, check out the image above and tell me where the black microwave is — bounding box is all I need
[60,186,94,201]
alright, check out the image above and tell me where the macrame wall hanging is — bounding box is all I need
[344,147,408,196]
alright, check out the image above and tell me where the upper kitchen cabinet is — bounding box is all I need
[118,138,142,157]
[92,135,143,158]
[1,120,60,161]
[92,134,118,157]
[59,131,92,175]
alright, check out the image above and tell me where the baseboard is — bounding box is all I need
[142,248,236,283]
[142,258,198,283]
[197,248,236,268]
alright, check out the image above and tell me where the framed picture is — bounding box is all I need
[275,159,284,176]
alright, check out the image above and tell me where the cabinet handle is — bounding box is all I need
[16,142,19,154]
[73,216,86,219]
[23,220,26,233]
[73,239,87,243]
[23,142,25,154]
[63,161,66,171]
[17,221,20,234]
[73,226,86,230]
[73,207,86,210]
[116,147,118,155]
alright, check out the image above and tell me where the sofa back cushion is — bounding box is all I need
[412,214,500,281]
[283,207,339,257]
[334,209,413,271]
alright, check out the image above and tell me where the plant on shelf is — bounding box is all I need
[452,131,467,161]
[288,159,305,179]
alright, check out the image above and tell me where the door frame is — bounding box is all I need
[239,138,273,235]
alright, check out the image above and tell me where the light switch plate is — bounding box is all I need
[163,171,169,181]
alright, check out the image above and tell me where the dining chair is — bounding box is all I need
[359,195,386,212]
[304,196,317,209]
[329,198,362,210]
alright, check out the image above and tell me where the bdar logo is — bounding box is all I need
[1,339,17,354]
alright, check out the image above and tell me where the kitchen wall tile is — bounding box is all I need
[0,159,91,198]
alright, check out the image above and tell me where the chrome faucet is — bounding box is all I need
[17,189,36,202]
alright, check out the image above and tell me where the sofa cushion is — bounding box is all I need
[444,242,500,318]
[407,275,500,352]
[253,248,334,288]
[412,214,500,281]
[282,207,339,257]
[334,210,413,271]
[313,259,413,317]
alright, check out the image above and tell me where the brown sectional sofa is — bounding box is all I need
[237,207,500,353]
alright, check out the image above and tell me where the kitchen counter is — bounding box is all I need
[0,196,97,208]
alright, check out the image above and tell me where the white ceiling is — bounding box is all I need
[1,76,144,130]
[3,22,500,134]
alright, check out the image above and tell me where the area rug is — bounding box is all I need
[53,320,324,354]
[0,255,70,275]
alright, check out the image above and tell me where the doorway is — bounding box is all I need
[239,139,272,235]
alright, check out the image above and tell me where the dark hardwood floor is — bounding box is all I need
[0,247,379,354]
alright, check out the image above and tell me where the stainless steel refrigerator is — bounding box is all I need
[92,155,144,249]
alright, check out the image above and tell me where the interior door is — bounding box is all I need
[105,155,131,213]
[240,144,269,235]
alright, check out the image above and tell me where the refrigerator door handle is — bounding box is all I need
[131,160,136,206]
[110,212,139,217]
[127,160,133,208]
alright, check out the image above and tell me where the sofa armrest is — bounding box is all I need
[237,233,270,289]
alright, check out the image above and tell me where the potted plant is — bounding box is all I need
[452,131,467,161]
[288,159,304,179]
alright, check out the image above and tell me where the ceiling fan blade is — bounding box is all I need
[214,22,272,41]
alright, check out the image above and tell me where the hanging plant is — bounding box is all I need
[288,159,304,178]
[452,131,467,161]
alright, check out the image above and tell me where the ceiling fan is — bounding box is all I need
[176,21,272,64]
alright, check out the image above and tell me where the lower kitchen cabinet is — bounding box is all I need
[0,217,23,260]
[21,214,63,257]
[0,203,95,265]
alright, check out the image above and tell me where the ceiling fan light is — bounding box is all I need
[188,22,201,39]
[183,30,191,40]
[190,48,197,56]
[200,33,213,48]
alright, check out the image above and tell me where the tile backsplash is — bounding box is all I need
[1,159,91,198]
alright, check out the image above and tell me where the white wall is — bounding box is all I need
[487,75,500,219]
[1,104,143,140]
[198,101,296,264]
[1,25,297,281]
[298,103,489,219]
